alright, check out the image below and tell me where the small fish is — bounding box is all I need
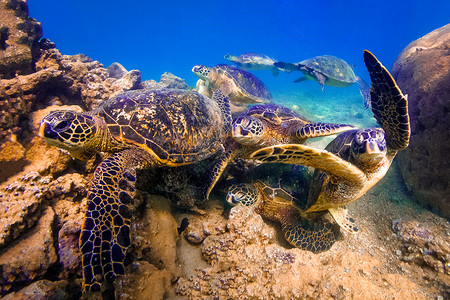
[177,217,189,234]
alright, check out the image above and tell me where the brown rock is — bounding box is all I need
[1,280,68,300]
[0,172,48,247]
[0,0,42,78]
[129,195,179,275]
[141,72,189,90]
[0,207,57,294]
[116,195,180,298]
[116,261,173,300]
[0,69,73,141]
[390,24,450,219]
[394,220,450,274]
[0,139,26,182]
[54,193,87,277]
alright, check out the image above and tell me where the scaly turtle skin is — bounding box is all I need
[202,103,356,199]
[275,55,371,108]
[227,181,340,253]
[250,50,410,249]
[38,88,231,293]
[192,64,272,113]
[232,103,355,148]
[224,52,290,76]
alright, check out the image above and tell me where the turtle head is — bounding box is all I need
[192,65,211,81]
[232,115,265,146]
[351,128,387,166]
[224,54,238,63]
[39,110,101,160]
[226,184,259,207]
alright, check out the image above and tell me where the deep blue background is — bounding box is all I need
[28,0,449,91]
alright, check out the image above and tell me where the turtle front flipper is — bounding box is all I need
[212,89,232,134]
[313,71,326,91]
[355,76,371,109]
[250,144,367,185]
[201,138,237,201]
[281,210,338,253]
[328,206,359,234]
[80,148,150,293]
[363,50,410,151]
[297,122,355,139]
[198,89,234,201]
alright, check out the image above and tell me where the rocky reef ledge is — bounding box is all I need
[0,1,449,299]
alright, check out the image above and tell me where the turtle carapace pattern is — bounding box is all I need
[39,88,231,293]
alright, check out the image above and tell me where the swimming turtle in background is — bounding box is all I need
[38,88,232,293]
[224,52,290,76]
[192,64,272,113]
[248,50,410,251]
[275,55,372,108]
[202,103,356,199]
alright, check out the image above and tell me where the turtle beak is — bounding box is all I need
[38,121,48,138]
[364,140,381,154]
[233,125,249,137]
[38,121,58,140]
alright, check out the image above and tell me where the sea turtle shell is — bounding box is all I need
[92,88,226,165]
[212,64,272,103]
[239,103,309,126]
[299,55,357,86]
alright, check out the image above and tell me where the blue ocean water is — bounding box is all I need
[28,0,449,127]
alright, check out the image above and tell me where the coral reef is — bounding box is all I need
[0,2,448,299]
[391,23,450,219]
[0,0,42,78]
[142,72,190,90]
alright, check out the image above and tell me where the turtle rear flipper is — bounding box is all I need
[199,90,234,201]
[201,144,236,201]
[363,50,410,151]
[270,67,280,77]
[328,206,359,234]
[250,144,367,185]
[297,123,355,139]
[273,61,299,71]
[80,149,148,293]
[355,76,371,109]
[293,76,308,83]
[281,216,338,253]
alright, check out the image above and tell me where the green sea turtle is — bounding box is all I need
[224,52,290,76]
[202,103,356,199]
[275,55,371,108]
[192,64,272,113]
[38,88,231,293]
[246,50,410,251]
[227,181,341,253]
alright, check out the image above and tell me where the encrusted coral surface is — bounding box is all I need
[391,23,450,219]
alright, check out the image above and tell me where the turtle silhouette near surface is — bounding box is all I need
[224,52,290,76]
[275,55,372,108]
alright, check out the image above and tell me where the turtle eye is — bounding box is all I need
[54,120,71,131]
[375,130,385,141]
[355,133,365,144]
